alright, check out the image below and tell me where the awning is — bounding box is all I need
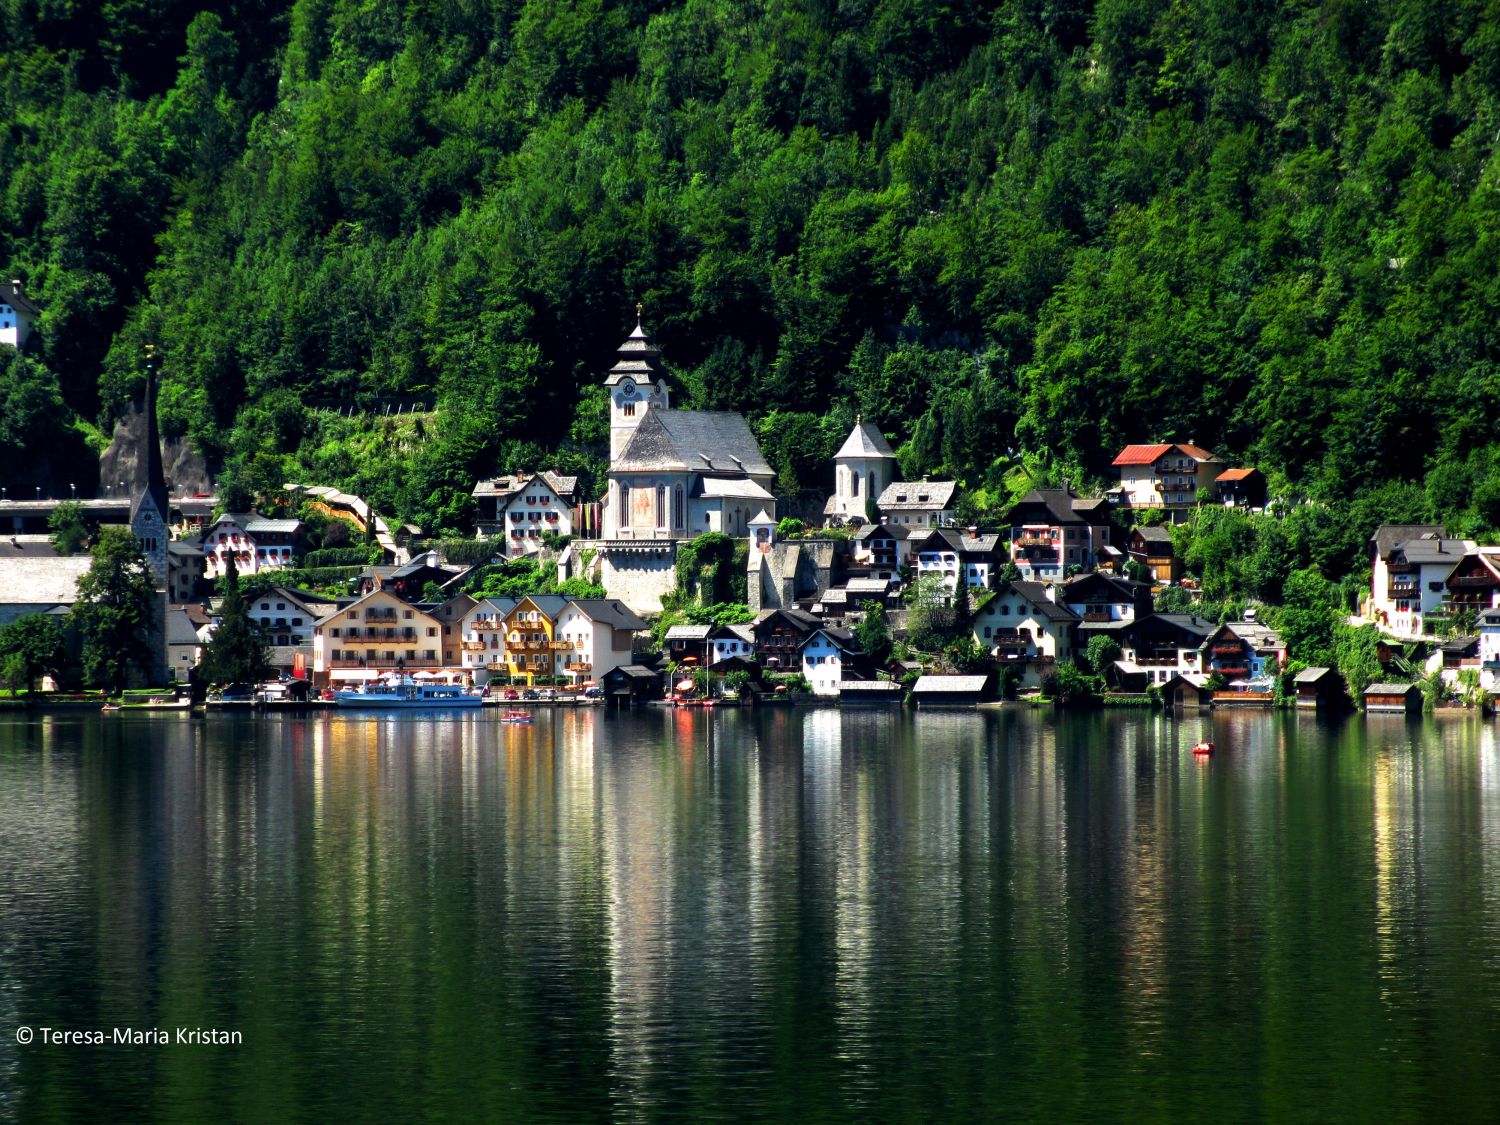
[330,669,380,681]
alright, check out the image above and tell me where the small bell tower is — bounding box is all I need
[604,304,670,462]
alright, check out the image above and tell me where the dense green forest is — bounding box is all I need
[3,0,1499,555]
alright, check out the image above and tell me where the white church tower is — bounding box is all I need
[828,416,897,524]
[605,305,671,461]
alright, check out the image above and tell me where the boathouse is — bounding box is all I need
[1363,682,1421,714]
[910,674,990,706]
[1294,667,1342,709]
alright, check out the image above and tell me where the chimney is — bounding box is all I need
[9,279,20,295]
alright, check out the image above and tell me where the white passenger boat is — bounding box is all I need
[334,674,483,709]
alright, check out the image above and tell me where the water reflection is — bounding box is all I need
[3,709,1500,1121]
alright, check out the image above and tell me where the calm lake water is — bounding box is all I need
[2,707,1500,1122]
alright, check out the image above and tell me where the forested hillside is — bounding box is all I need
[2,0,1499,543]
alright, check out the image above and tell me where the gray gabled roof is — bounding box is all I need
[1294,666,1337,683]
[1003,580,1080,622]
[614,409,773,476]
[1395,537,1473,566]
[665,623,713,641]
[878,480,957,511]
[1371,524,1446,559]
[0,278,40,315]
[1365,682,1418,695]
[566,599,648,632]
[835,419,896,460]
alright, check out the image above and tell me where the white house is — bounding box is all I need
[876,480,957,530]
[552,599,647,685]
[202,512,306,578]
[1367,525,1474,638]
[971,581,1079,689]
[1479,607,1500,692]
[824,417,897,525]
[457,597,518,683]
[710,623,755,665]
[0,279,39,350]
[911,528,1003,597]
[471,471,578,557]
[799,626,860,696]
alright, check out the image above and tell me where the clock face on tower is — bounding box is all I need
[620,379,636,397]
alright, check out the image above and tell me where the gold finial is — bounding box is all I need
[856,413,862,424]
[635,301,644,322]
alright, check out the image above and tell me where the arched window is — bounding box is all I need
[851,469,859,498]
[622,401,636,417]
[868,471,875,498]
[617,483,627,527]
[674,485,684,529]
[656,484,666,527]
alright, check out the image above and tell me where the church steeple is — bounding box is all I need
[142,344,169,523]
[604,307,671,461]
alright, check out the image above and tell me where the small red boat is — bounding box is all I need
[501,710,533,724]
[1191,740,1215,755]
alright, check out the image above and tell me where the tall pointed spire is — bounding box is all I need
[141,343,168,520]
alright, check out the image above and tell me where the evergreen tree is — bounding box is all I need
[200,554,268,686]
[74,527,158,693]
[854,602,893,667]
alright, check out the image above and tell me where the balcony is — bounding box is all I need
[1083,612,1111,623]
[329,657,434,669]
[1211,644,1246,657]
[472,620,505,631]
[365,609,398,622]
[549,640,575,651]
[461,641,487,652]
[993,634,1032,649]
[1014,532,1056,547]
[1135,655,1182,667]
[1449,575,1498,588]
[1154,462,1197,475]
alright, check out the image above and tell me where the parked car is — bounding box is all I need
[503,689,519,700]
[521,689,539,701]
[583,686,603,699]
[539,689,558,702]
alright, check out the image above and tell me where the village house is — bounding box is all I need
[1112,613,1216,687]
[1478,608,1500,692]
[911,528,1003,598]
[1214,467,1266,509]
[799,626,863,696]
[497,595,572,683]
[1127,526,1179,584]
[1061,572,1151,633]
[848,522,905,576]
[457,597,517,682]
[1108,443,1226,520]
[876,480,957,531]
[1367,525,1474,637]
[167,540,205,602]
[1444,547,1500,614]
[429,592,477,668]
[825,418,898,525]
[751,607,822,672]
[356,553,470,601]
[1363,682,1422,713]
[202,512,306,579]
[1202,620,1286,683]
[471,471,579,556]
[312,590,444,687]
[0,278,39,349]
[235,586,336,679]
[709,623,755,666]
[970,581,1079,689]
[552,599,647,685]
[1006,487,1112,581]
[664,623,713,666]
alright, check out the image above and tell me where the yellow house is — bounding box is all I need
[500,595,571,684]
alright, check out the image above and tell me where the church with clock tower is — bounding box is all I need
[563,313,777,613]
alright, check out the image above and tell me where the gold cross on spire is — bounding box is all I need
[635,301,644,322]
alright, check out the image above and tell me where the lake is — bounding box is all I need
[2,707,1499,1122]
